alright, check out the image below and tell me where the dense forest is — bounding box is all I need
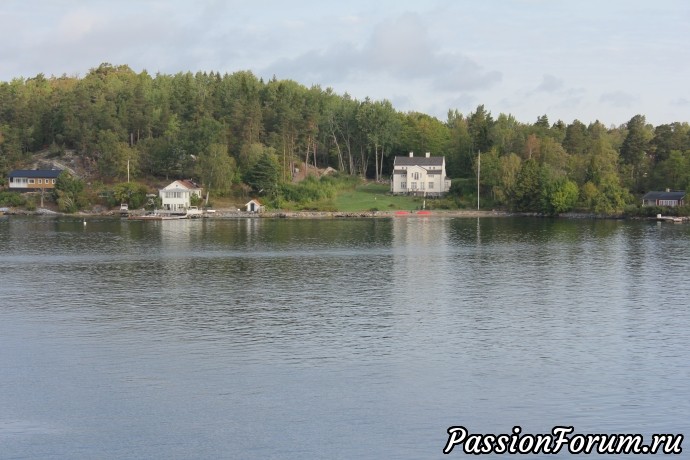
[2,63,690,214]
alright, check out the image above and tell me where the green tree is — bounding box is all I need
[356,98,399,180]
[94,129,138,180]
[620,114,652,192]
[489,113,523,156]
[198,143,237,196]
[562,120,588,155]
[113,182,148,208]
[399,112,449,160]
[510,158,542,212]
[445,110,474,178]
[651,122,690,163]
[541,177,578,215]
[468,104,494,153]
[245,152,280,196]
[497,153,522,202]
[54,171,87,212]
[651,150,690,191]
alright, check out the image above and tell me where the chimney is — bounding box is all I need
[425,152,431,158]
[409,152,414,158]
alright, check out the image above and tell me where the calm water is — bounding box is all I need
[0,216,688,459]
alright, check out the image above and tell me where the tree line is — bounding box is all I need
[1,62,690,213]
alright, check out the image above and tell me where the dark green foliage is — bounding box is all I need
[0,63,688,214]
[245,153,280,196]
[112,182,148,209]
[563,120,588,155]
[510,159,542,212]
[54,171,87,212]
[0,191,27,207]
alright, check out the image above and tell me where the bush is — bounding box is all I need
[0,191,27,207]
[54,171,87,213]
[25,196,37,211]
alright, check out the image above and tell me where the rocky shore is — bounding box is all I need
[3,207,684,222]
[207,209,515,219]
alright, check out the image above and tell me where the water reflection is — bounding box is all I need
[1,216,689,459]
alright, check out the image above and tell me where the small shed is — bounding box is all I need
[245,199,263,213]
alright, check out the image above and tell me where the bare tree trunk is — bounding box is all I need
[304,136,310,177]
[348,143,354,175]
[332,133,345,171]
[378,145,384,182]
[313,140,317,170]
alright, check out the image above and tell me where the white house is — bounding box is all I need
[159,180,203,211]
[390,152,451,196]
[245,199,263,213]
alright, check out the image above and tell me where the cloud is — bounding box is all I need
[263,11,502,93]
[535,74,564,93]
[57,9,104,42]
[671,97,690,107]
[599,91,637,107]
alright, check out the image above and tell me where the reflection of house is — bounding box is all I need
[8,169,62,191]
[245,199,263,213]
[159,180,203,211]
[642,190,686,207]
[390,152,451,196]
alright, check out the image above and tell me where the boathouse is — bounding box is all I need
[245,199,263,213]
[641,190,686,207]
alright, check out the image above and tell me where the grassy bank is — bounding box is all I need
[333,182,425,212]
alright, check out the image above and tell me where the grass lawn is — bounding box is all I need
[333,182,424,212]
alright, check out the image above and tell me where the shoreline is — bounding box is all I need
[0,207,655,220]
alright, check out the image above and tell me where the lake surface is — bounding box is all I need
[1,216,688,459]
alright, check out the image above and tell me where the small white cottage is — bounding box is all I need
[159,180,203,211]
[245,199,263,213]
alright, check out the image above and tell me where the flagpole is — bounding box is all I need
[477,150,480,210]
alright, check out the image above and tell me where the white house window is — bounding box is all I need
[429,182,434,189]
[52,179,56,184]
[28,179,35,184]
[401,182,407,189]
[413,172,420,180]
[411,182,417,190]
[420,182,425,190]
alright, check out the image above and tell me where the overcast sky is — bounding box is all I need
[1,0,688,127]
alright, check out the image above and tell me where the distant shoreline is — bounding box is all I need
[2,208,638,220]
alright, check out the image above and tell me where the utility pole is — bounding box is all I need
[128,132,133,183]
[477,150,481,210]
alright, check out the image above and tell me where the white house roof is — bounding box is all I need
[393,156,444,167]
[9,169,63,178]
[161,179,202,192]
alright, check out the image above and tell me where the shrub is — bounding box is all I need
[0,191,27,207]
